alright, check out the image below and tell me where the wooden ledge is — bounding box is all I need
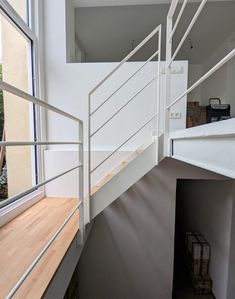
[0,197,80,299]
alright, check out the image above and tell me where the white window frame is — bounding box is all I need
[0,0,45,227]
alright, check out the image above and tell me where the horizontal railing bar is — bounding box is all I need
[91,73,160,138]
[91,112,159,174]
[0,80,83,123]
[0,141,82,147]
[6,201,81,299]
[167,48,235,109]
[89,25,161,96]
[168,0,188,42]
[170,133,235,141]
[168,0,207,67]
[0,165,81,209]
[90,50,159,116]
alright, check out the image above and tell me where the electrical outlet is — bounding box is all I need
[170,112,181,119]
[161,66,184,74]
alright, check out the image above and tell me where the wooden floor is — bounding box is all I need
[0,197,80,299]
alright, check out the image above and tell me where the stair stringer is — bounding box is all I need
[170,119,235,179]
[90,140,157,220]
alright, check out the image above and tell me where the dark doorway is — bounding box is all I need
[172,179,233,299]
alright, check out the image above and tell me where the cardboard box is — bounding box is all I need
[185,250,201,276]
[185,232,212,278]
[194,233,210,276]
[195,233,210,259]
[187,235,202,260]
[192,274,212,295]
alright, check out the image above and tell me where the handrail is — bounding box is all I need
[2,0,85,296]
[0,141,82,146]
[0,80,82,123]
[167,0,179,19]
[91,73,160,137]
[168,0,207,67]
[0,165,82,209]
[6,202,81,299]
[91,112,159,174]
[168,0,188,43]
[89,25,161,96]
[167,48,235,109]
[2,70,85,299]
[90,50,159,116]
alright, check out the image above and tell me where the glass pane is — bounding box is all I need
[6,0,28,24]
[0,13,36,203]
[0,14,31,92]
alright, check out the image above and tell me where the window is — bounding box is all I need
[6,0,29,23]
[0,0,42,217]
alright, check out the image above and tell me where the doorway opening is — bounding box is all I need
[173,179,234,299]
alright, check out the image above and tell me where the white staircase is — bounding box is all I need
[170,118,235,179]
[90,139,157,219]
[87,25,162,222]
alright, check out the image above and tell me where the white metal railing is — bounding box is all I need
[6,202,81,299]
[88,25,162,203]
[0,79,85,298]
[165,0,235,155]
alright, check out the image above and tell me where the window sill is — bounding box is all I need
[0,197,79,298]
[0,190,44,227]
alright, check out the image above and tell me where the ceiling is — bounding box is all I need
[74,1,235,63]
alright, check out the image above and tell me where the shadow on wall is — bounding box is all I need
[76,158,228,299]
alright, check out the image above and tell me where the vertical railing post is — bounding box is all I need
[78,121,85,245]
[156,25,161,163]
[88,93,91,222]
[164,15,173,157]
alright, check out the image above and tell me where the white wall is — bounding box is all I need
[74,2,235,63]
[227,181,235,299]
[44,150,131,197]
[77,158,227,299]
[177,179,235,299]
[45,60,188,151]
[188,64,202,103]
[201,31,235,117]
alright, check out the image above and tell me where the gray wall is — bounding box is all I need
[227,181,235,299]
[77,158,227,299]
[75,2,235,63]
[176,179,235,299]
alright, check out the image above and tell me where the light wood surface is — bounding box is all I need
[0,197,79,299]
[90,140,151,197]
[0,141,152,298]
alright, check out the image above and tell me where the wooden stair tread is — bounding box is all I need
[91,140,152,196]
[0,197,79,299]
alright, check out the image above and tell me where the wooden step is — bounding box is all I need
[90,139,153,197]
